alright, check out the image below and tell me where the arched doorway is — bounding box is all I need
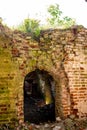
[24,69,55,124]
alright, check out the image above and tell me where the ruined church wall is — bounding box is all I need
[39,27,87,117]
[0,24,87,124]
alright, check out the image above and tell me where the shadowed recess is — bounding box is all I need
[24,69,55,124]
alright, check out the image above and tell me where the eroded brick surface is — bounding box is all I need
[0,24,87,123]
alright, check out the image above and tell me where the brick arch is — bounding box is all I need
[17,63,71,123]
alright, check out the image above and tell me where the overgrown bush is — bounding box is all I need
[16,18,41,38]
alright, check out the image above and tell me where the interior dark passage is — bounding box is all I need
[24,69,55,124]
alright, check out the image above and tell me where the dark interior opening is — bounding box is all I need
[24,69,55,124]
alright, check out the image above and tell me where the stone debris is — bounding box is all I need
[56,117,62,122]
[0,117,87,130]
[25,117,87,130]
[53,126,61,130]
[32,121,65,130]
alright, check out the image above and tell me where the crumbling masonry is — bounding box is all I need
[0,24,87,123]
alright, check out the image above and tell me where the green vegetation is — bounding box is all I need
[15,4,76,36]
[16,18,41,37]
[0,17,3,24]
[47,4,76,28]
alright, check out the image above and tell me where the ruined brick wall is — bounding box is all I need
[39,27,87,118]
[0,24,87,123]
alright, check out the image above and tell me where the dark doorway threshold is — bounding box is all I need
[24,69,55,124]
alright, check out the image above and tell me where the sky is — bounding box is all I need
[0,0,87,28]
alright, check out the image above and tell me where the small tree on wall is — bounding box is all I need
[47,4,76,28]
